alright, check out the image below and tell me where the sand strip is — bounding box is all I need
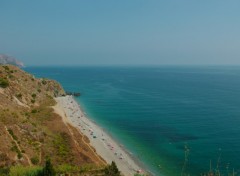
[54,95,145,176]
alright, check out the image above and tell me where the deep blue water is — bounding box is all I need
[25,66,240,176]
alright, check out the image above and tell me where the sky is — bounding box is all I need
[0,0,240,66]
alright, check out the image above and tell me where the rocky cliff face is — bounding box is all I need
[0,54,24,67]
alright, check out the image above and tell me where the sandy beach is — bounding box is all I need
[53,95,145,176]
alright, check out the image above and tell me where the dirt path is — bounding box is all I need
[5,126,32,166]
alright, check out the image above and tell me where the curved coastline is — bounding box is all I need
[78,104,154,176]
[54,95,151,176]
[77,99,154,176]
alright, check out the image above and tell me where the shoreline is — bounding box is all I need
[54,95,148,176]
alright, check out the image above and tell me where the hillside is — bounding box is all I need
[0,65,106,172]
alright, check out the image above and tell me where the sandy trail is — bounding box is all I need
[54,96,144,176]
[5,126,32,166]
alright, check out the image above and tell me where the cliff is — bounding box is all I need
[0,65,105,170]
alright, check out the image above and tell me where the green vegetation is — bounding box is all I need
[42,158,55,176]
[3,66,10,71]
[10,145,22,159]
[9,74,14,79]
[9,165,43,176]
[41,79,47,85]
[31,156,39,165]
[104,161,120,176]
[0,78,9,88]
[7,129,18,141]
[5,159,112,176]
[0,167,9,176]
[7,129,23,159]
[31,109,37,113]
[4,159,121,176]
[16,93,22,98]
[53,133,70,157]
[32,93,37,98]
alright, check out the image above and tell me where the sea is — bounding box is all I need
[25,66,240,176]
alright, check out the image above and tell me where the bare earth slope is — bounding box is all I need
[0,65,105,168]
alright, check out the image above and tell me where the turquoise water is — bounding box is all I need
[25,66,240,176]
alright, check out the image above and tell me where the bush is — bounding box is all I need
[7,129,18,140]
[31,156,39,165]
[0,78,9,88]
[42,79,47,85]
[31,99,36,104]
[0,167,9,176]
[31,109,37,113]
[9,166,43,176]
[17,152,23,159]
[43,158,55,176]
[10,144,22,159]
[53,133,70,157]
[32,94,37,98]
[3,66,9,71]
[104,161,120,176]
[16,93,22,98]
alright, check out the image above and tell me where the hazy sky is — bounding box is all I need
[0,0,240,66]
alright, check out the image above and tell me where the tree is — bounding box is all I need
[0,78,9,88]
[43,158,55,176]
[104,161,121,176]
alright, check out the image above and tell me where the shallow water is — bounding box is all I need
[25,66,240,176]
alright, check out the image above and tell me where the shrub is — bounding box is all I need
[10,144,22,159]
[104,161,120,176]
[0,78,9,88]
[17,152,22,159]
[9,74,14,79]
[42,79,47,85]
[7,129,18,140]
[0,167,10,176]
[16,93,22,98]
[31,109,37,113]
[31,99,35,104]
[43,158,55,176]
[53,133,70,157]
[9,165,43,176]
[32,93,37,98]
[3,66,9,71]
[31,156,39,165]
